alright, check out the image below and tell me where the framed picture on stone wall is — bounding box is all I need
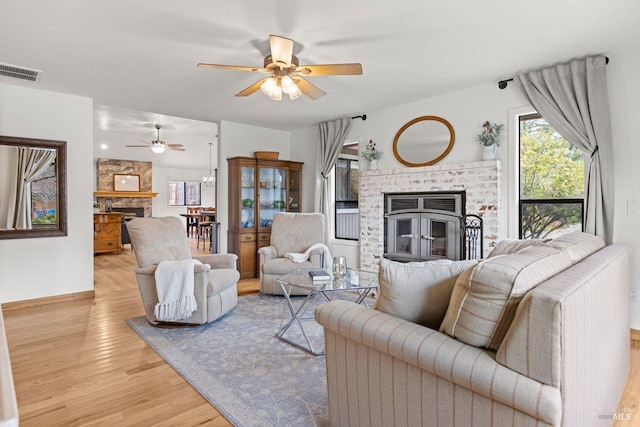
[113,174,140,192]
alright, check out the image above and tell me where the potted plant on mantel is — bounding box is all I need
[361,139,382,170]
[477,121,504,160]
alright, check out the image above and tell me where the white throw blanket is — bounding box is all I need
[154,259,202,321]
[284,243,333,268]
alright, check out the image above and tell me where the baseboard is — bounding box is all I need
[1,290,95,312]
[631,329,640,341]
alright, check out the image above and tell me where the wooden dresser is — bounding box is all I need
[93,212,123,254]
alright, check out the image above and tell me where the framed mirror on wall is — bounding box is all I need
[0,135,67,239]
[392,116,455,167]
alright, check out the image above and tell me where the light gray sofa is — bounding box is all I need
[258,212,327,295]
[127,216,239,325]
[316,233,630,426]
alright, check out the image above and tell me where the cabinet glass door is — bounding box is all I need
[288,169,301,212]
[258,167,286,227]
[240,166,255,229]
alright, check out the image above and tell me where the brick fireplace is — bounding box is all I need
[359,160,501,272]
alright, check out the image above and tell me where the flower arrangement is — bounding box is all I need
[361,139,382,161]
[477,121,504,146]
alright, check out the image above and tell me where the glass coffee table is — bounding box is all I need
[276,268,378,355]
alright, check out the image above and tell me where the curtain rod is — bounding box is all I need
[351,114,367,121]
[498,56,609,89]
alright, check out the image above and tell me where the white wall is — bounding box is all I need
[217,121,291,253]
[607,48,640,328]
[289,126,317,213]
[152,165,215,227]
[0,83,94,303]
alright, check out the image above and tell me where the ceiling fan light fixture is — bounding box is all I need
[288,87,302,100]
[280,76,296,93]
[280,75,302,100]
[269,82,282,101]
[150,143,166,154]
[260,77,277,96]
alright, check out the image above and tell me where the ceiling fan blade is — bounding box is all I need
[293,77,326,100]
[168,147,186,152]
[269,35,294,68]
[197,63,268,73]
[236,78,269,97]
[126,145,151,148]
[166,144,184,148]
[294,63,363,76]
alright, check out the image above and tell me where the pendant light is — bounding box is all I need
[203,142,215,187]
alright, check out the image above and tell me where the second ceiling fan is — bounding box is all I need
[197,35,362,100]
[126,124,185,154]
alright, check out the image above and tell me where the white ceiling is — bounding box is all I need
[2,0,639,168]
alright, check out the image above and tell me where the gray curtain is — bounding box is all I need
[315,118,352,244]
[517,55,614,244]
[8,147,57,229]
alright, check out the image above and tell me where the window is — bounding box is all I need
[334,142,359,240]
[169,179,201,206]
[518,113,584,239]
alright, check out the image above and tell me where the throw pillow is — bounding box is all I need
[374,258,478,330]
[439,245,572,350]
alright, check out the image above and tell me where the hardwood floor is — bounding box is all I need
[2,241,258,426]
[2,242,639,426]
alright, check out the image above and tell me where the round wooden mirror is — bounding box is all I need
[392,116,455,167]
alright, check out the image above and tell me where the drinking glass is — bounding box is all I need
[332,256,347,279]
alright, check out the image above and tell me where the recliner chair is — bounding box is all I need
[126,216,239,325]
[258,212,328,295]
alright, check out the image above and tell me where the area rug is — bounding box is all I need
[126,293,332,426]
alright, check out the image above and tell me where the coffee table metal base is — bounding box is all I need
[276,283,372,356]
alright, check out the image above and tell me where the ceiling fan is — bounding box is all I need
[126,124,185,154]
[197,35,362,100]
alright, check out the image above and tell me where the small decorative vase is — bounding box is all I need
[482,144,497,161]
[332,256,347,279]
[369,159,379,170]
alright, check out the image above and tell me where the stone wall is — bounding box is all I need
[96,158,153,217]
[359,160,501,272]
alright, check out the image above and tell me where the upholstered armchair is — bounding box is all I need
[126,216,239,325]
[258,212,328,295]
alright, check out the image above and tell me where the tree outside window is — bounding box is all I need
[519,114,584,239]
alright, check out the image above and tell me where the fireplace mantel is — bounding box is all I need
[93,191,158,198]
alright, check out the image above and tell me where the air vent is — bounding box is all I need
[0,62,42,82]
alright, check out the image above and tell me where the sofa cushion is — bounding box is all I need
[487,238,550,258]
[545,231,605,264]
[440,245,572,350]
[374,258,478,330]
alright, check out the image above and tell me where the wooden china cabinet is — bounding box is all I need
[227,156,303,279]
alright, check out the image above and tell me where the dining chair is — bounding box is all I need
[186,206,200,238]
